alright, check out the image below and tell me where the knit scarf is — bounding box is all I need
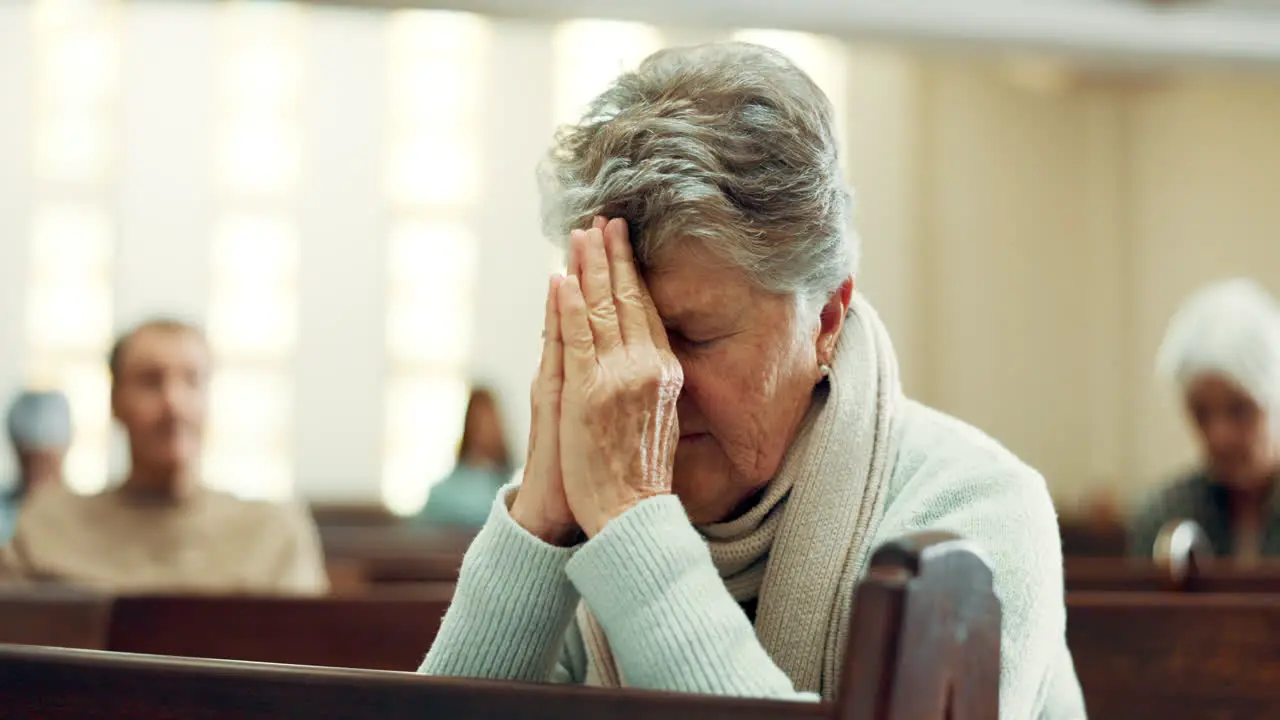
[577,293,903,698]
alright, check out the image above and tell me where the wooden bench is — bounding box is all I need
[1069,591,1280,719]
[0,586,455,670]
[320,526,472,584]
[0,531,1001,719]
[310,502,402,529]
[0,647,826,720]
[107,586,455,671]
[1065,519,1280,593]
[1066,558,1280,593]
[1059,515,1126,558]
[0,585,112,650]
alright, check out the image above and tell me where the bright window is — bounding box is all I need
[203,1,305,500]
[26,0,121,494]
[552,20,662,127]
[381,10,490,516]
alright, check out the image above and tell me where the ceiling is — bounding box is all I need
[310,0,1280,67]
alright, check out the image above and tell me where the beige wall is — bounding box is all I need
[855,55,1280,510]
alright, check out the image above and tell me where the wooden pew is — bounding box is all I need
[0,586,111,650]
[0,587,455,670]
[309,501,401,529]
[1065,519,1280,593]
[0,531,1001,719]
[320,526,472,584]
[106,586,455,671]
[1059,515,1126,557]
[0,646,825,720]
[1069,591,1280,719]
[1066,557,1280,593]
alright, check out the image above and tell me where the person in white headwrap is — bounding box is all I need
[2,390,72,542]
[1131,278,1280,561]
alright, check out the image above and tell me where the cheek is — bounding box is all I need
[680,339,812,481]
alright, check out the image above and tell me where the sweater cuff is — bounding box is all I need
[420,484,580,679]
[564,494,802,698]
[565,494,701,615]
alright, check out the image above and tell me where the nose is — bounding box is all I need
[160,377,186,415]
[1203,418,1243,459]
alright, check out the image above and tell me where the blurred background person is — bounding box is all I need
[0,319,327,594]
[1,390,71,542]
[414,386,512,529]
[1130,279,1280,562]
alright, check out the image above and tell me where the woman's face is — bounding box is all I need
[1185,373,1276,490]
[645,249,847,525]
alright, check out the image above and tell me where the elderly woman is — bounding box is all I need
[1131,279,1280,561]
[422,42,1084,718]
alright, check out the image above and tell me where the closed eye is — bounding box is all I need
[670,332,720,350]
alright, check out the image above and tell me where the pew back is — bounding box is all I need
[0,586,111,650]
[1066,557,1280,593]
[107,587,454,671]
[1069,591,1280,719]
[0,644,826,720]
[319,526,471,584]
[839,532,1000,720]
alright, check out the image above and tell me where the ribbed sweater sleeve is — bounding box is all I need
[566,494,815,700]
[419,486,580,681]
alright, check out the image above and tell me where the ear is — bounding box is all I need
[815,275,855,366]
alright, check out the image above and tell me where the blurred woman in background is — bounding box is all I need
[1131,278,1280,562]
[416,387,512,529]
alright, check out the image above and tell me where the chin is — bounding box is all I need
[672,455,746,525]
[149,451,193,473]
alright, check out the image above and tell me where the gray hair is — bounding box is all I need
[539,41,856,307]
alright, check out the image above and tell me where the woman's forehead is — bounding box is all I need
[645,254,757,322]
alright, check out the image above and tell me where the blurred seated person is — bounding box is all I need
[1,390,71,542]
[1131,279,1280,562]
[0,319,327,594]
[415,387,512,529]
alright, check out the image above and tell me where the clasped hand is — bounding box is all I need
[510,217,683,544]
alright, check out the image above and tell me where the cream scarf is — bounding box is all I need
[577,293,904,698]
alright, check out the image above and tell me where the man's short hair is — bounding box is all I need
[108,318,207,379]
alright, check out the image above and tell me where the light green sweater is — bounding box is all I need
[421,400,1086,718]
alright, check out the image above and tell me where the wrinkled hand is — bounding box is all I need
[509,271,579,546]
[557,219,683,538]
